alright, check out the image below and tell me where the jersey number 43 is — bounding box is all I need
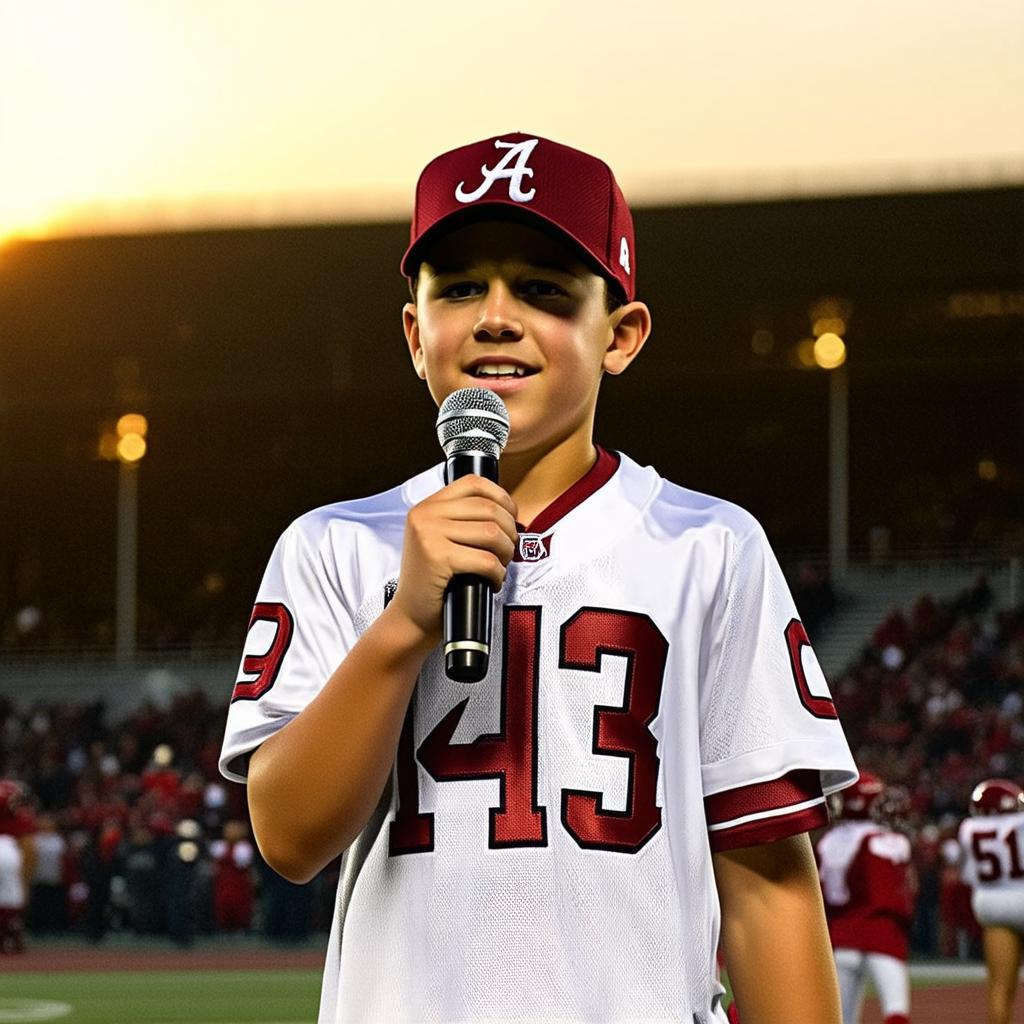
[390,605,667,857]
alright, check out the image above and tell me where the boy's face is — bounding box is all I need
[404,220,649,458]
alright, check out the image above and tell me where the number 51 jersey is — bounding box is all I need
[958,811,1024,929]
[220,448,857,1024]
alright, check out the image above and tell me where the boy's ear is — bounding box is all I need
[403,302,427,380]
[603,301,652,376]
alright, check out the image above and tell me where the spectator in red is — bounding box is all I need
[67,780,127,834]
[141,744,181,809]
[910,594,941,647]
[177,771,206,819]
[211,819,255,933]
[873,608,910,654]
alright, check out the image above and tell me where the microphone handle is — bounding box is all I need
[443,451,499,682]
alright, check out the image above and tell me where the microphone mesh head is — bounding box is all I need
[436,387,510,460]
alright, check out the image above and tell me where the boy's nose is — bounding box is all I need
[473,281,523,342]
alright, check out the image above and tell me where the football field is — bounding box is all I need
[0,970,321,1024]
[0,957,1020,1023]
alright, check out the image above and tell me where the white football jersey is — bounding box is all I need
[220,449,857,1024]
[958,812,1024,890]
[958,812,1024,932]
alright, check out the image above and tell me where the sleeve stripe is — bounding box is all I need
[704,768,822,826]
[704,769,829,853]
[707,794,827,833]
[708,803,830,853]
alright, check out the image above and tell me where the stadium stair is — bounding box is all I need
[813,560,1017,678]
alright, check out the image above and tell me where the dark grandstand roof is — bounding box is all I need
[1,187,1021,647]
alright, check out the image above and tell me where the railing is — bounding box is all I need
[0,649,240,715]
[0,642,241,664]
[2,555,1020,698]
[779,550,1022,605]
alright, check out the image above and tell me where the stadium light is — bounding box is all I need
[808,299,853,582]
[116,412,148,464]
[106,411,148,663]
[117,433,147,463]
[828,357,849,581]
[117,412,148,438]
[814,333,847,370]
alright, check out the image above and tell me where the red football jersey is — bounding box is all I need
[817,819,914,959]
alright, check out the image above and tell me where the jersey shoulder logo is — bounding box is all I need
[455,138,540,204]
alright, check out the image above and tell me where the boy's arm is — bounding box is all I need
[248,605,432,883]
[713,832,841,1024]
[247,475,518,884]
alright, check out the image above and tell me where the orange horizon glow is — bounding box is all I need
[0,5,176,244]
[1,1,1021,245]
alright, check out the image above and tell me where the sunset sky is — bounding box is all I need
[1,0,1022,242]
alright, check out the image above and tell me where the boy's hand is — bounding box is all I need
[388,475,519,644]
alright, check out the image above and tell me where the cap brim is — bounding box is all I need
[401,202,626,301]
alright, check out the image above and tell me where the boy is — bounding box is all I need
[220,132,858,1023]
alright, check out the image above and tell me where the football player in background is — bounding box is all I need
[817,770,915,1024]
[958,778,1024,1024]
[0,779,37,954]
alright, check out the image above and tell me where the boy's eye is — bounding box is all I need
[439,281,483,299]
[521,280,565,298]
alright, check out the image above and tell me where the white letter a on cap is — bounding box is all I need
[455,138,539,204]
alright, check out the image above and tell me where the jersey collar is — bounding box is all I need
[512,446,620,562]
[401,447,659,582]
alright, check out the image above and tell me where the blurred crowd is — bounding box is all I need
[0,574,1019,955]
[0,691,333,947]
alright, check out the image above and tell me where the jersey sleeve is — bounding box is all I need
[218,515,361,783]
[699,516,858,852]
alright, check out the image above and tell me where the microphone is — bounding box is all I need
[435,387,511,683]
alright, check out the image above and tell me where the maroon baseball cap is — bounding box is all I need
[401,132,636,301]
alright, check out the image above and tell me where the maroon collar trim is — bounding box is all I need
[517,446,620,536]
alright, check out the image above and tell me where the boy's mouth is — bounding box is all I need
[467,362,536,379]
